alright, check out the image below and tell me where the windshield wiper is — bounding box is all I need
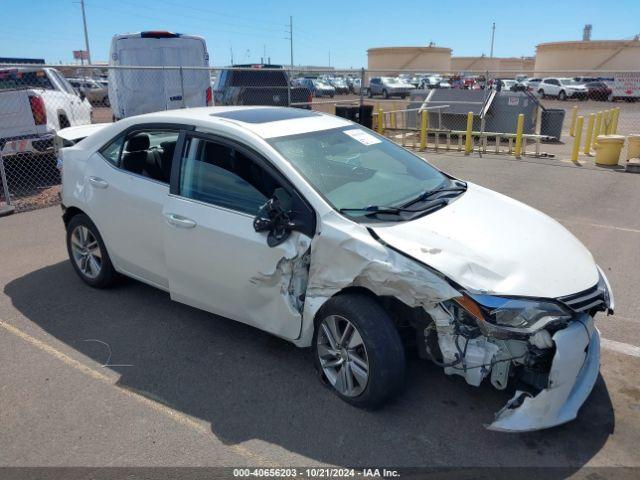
[402,184,467,208]
[340,199,450,218]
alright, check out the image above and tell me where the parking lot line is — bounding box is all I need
[601,338,640,358]
[559,219,640,234]
[0,319,275,466]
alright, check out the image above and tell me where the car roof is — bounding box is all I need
[126,106,353,139]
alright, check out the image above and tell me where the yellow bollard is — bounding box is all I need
[611,107,620,134]
[569,105,578,137]
[571,116,584,162]
[390,103,396,129]
[514,113,524,158]
[592,111,603,151]
[377,108,384,135]
[420,110,428,151]
[464,111,474,155]
[584,113,595,155]
[603,109,611,134]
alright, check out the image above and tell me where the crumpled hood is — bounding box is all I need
[372,183,599,298]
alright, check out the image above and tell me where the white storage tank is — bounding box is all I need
[535,39,640,75]
[367,46,452,73]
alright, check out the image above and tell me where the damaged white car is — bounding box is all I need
[59,106,614,432]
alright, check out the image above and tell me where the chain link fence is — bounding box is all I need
[1,63,639,213]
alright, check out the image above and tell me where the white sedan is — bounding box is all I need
[59,106,613,431]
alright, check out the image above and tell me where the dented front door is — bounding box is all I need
[163,195,307,340]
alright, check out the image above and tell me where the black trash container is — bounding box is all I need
[335,105,359,122]
[540,108,566,142]
[358,104,374,129]
[335,105,374,128]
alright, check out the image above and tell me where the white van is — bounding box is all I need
[108,31,211,120]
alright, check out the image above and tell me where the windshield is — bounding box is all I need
[381,77,403,86]
[268,127,449,219]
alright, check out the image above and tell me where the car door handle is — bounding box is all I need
[88,176,109,189]
[164,213,197,229]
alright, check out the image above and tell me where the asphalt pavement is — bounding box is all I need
[1,151,639,470]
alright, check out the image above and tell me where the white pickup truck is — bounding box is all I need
[0,67,92,157]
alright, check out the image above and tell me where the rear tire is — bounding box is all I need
[66,214,117,289]
[313,293,406,409]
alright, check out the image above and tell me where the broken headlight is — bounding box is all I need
[446,294,573,339]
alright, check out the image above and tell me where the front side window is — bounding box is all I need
[267,127,447,215]
[179,136,282,215]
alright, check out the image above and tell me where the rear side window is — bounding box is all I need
[100,135,125,166]
[0,70,54,90]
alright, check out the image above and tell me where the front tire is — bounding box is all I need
[538,89,545,99]
[313,293,405,409]
[66,214,116,288]
[558,90,567,101]
[383,89,389,99]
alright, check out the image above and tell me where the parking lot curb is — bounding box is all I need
[0,205,15,217]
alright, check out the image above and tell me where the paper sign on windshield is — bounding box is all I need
[344,129,382,146]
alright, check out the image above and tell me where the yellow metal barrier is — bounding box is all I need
[377,107,384,135]
[584,113,595,155]
[569,105,578,137]
[514,113,524,158]
[390,103,396,129]
[592,111,603,150]
[611,107,620,134]
[464,112,474,155]
[420,110,428,151]
[604,109,612,134]
[571,116,584,162]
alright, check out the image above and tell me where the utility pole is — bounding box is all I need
[230,45,234,65]
[80,0,91,64]
[489,22,495,58]
[288,16,294,68]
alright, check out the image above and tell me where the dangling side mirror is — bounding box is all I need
[253,188,296,247]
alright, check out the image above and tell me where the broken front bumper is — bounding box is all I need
[488,315,600,432]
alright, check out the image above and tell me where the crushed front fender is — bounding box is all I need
[488,315,600,432]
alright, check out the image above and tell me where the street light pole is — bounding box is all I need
[80,0,91,64]
[289,16,294,68]
[490,22,495,58]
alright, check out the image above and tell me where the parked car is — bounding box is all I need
[297,78,335,98]
[59,105,612,432]
[538,78,588,100]
[524,77,542,92]
[68,77,110,106]
[0,67,92,158]
[350,77,363,94]
[585,81,613,101]
[493,79,518,91]
[214,65,312,107]
[328,77,349,95]
[108,31,212,120]
[368,77,412,99]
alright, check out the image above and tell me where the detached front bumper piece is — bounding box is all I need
[488,315,600,432]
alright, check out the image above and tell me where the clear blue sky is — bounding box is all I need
[2,0,639,67]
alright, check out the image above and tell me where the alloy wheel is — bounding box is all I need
[317,314,369,397]
[70,225,102,279]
